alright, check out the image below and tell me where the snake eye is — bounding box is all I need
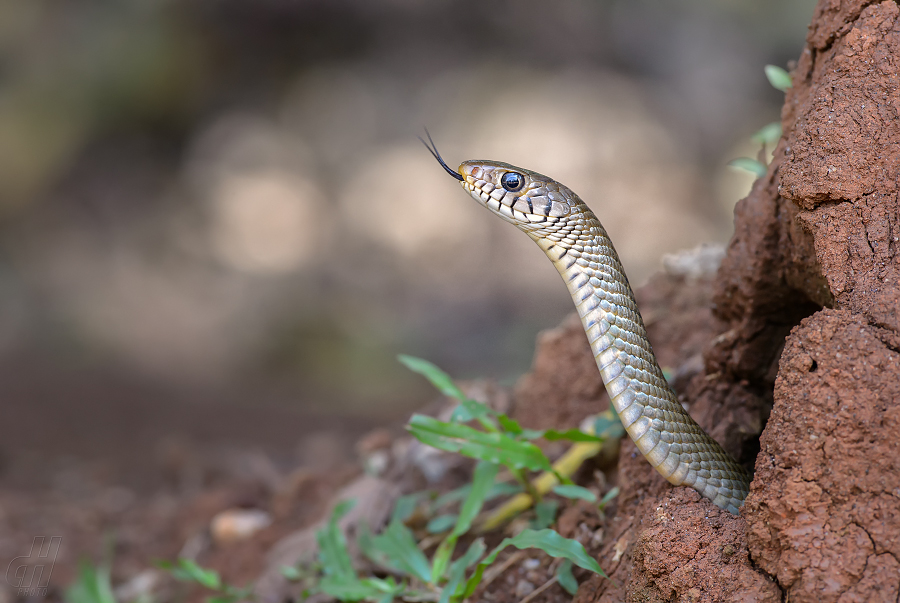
[501,171,525,192]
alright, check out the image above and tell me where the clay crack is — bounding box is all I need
[849,521,900,577]
[801,196,851,210]
[746,543,786,602]
[854,203,878,259]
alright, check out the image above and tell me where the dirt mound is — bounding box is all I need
[523,269,776,603]
[627,488,779,603]
[745,309,900,601]
[742,2,900,600]
[565,1,900,600]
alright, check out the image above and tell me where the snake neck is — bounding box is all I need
[528,208,674,425]
[524,205,751,515]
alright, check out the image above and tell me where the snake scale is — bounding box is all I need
[422,135,751,514]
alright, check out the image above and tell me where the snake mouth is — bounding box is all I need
[462,176,540,224]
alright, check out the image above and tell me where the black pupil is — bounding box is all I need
[501,172,524,192]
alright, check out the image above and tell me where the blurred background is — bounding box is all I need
[0,0,814,495]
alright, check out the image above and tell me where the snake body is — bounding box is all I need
[427,148,751,514]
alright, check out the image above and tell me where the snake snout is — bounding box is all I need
[459,163,531,226]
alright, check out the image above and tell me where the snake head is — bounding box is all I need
[417,132,573,229]
[457,161,574,228]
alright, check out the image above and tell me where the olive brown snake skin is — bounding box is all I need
[422,136,751,514]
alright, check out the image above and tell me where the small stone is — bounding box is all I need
[523,558,540,569]
[211,508,272,544]
[515,580,535,597]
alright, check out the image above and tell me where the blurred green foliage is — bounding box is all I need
[0,2,207,207]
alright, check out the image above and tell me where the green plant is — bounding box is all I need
[764,64,792,92]
[300,499,605,602]
[729,64,792,178]
[159,558,253,603]
[289,355,621,602]
[66,560,117,603]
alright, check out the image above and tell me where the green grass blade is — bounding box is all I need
[542,428,602,443]
[408,415,553,472]
[728,157,767,178]
[358,521,390,568]
[459,529,605,599]
[398,355,498,429]
[497,415,602,442]
[506,529,605,575]
[452,462,498,537]
[752,121,782,145]
[556,559,579,595]
[173,559,221,589]
[432,482,522,512]
[532,500,559,530]
[432,462,498,583]
[391,493,423,524]
[431,536,456,584]
[427,514,458,534]
[359,576,403,594]
[318,575,389,601]
[373,520,433,583]
[450,538,486,574]
[764,64,792,91]
[497,414,523,435]
[518,428,546,440]
[398,354,466,400]
[280,565,302,581]
[488,482,525,497]
[440,539,486,603]
[449,398,496,425]
[552,485,598,502]
[598,486,620,510]
[432,483,473,511]
[317,499,357,580]
[66,561,117,603]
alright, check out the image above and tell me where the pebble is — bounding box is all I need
[515,580,535,597]
[211,508,272,544]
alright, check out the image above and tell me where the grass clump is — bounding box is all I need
[286,354,622,602]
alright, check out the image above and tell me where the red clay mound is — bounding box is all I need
[742,1,900,600]
[538,1,900,600]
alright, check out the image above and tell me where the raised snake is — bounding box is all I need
[422,135,751,514]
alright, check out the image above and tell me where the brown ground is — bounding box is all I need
[5,0,898,601]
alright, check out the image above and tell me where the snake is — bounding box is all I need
[421,134,751,514]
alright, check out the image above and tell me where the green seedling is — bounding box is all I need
[728,157,767,178]
[285,355,611,601]
[764,64,792,92]
[159,558,253,603]
[66,560,117,603]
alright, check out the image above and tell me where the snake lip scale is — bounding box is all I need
[423,139,752,515]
